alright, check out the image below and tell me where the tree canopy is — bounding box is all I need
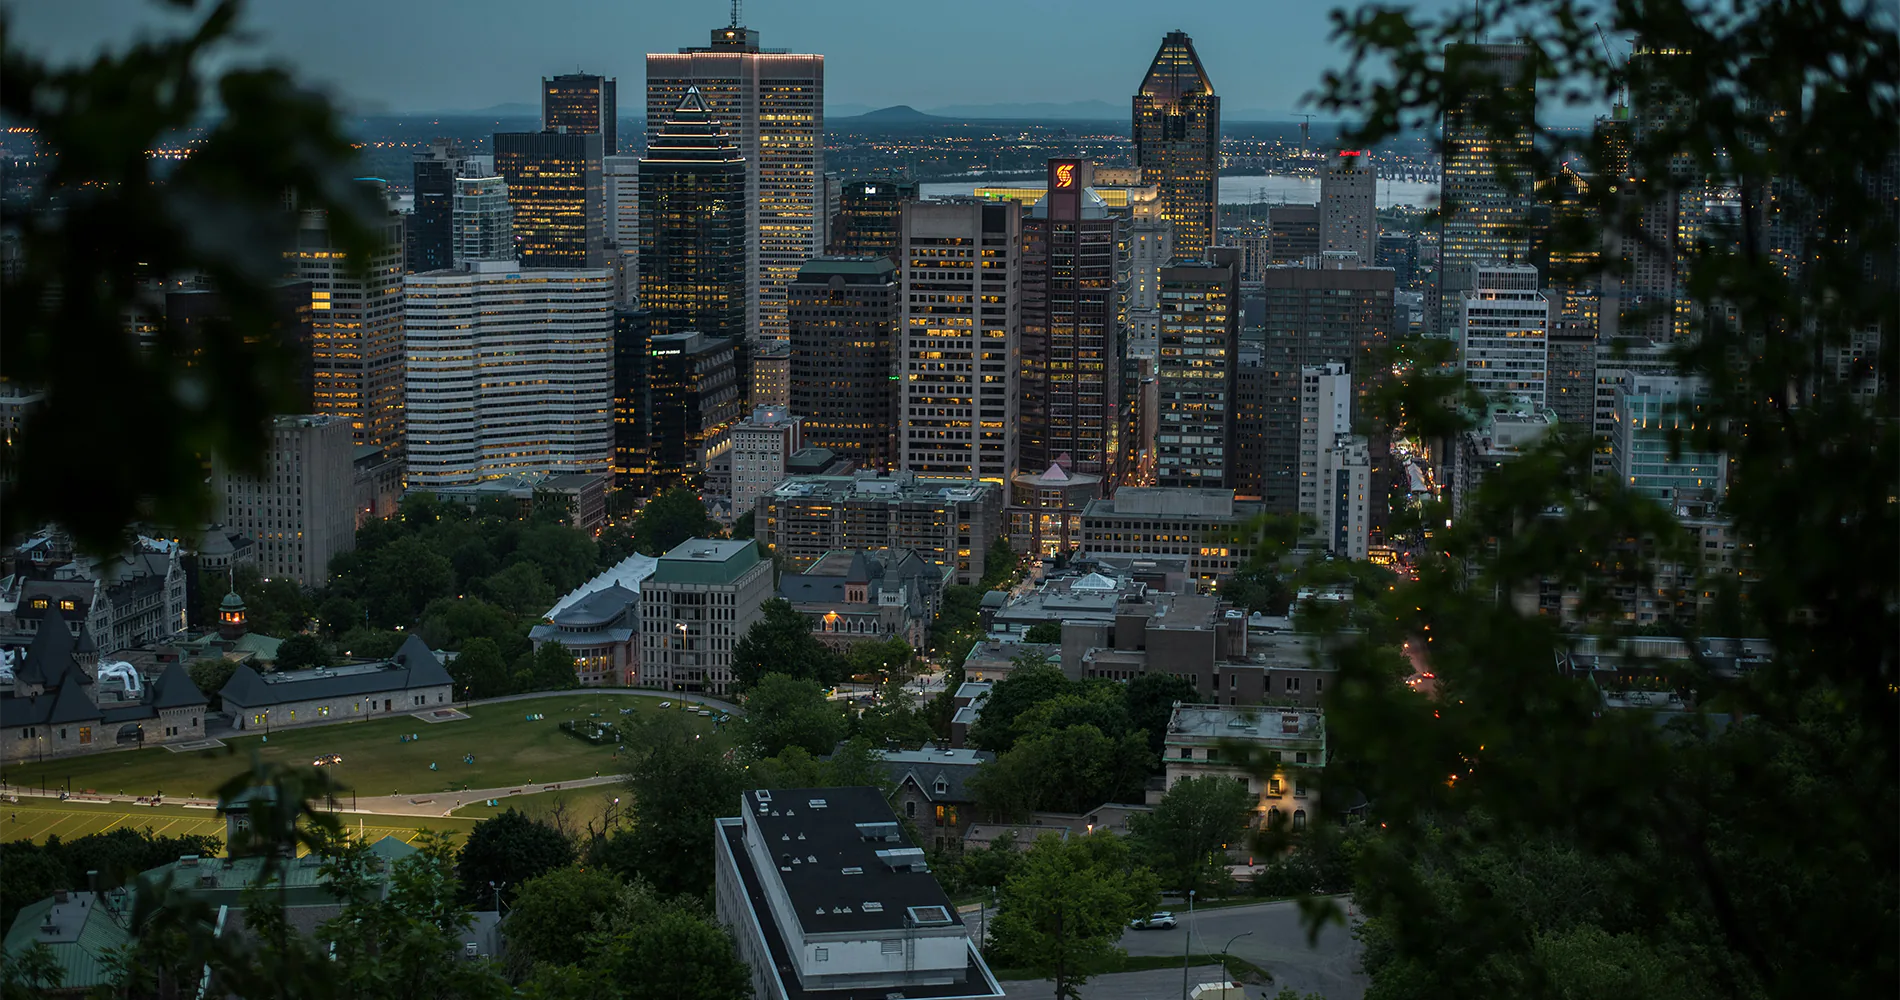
[730,598,843,689]
[454,809,576,908]
[742,672,847,757]
[988,833,1159,999]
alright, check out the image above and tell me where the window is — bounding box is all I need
[905,800,916,818]
[1295,781,1308,798]
[1293,809,1307,831]
[1268,778,1282,795]
[78,727,91,745]
[1179,748,1192,759]
[1286,676,1301,692]
[1295,751,1308,765]
[813,948,828,962]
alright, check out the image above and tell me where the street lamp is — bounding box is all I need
[1218,930,1254,986]
[1180,888,1196,1000]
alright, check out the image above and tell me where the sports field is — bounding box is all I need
[0,692,729,803]
[0,795,476,847]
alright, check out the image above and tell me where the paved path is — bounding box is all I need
[465,688,743,716]
[337,773,629,817]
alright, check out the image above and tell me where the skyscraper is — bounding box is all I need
[1154,249,1239,488]
[451,175,512,264]
[1267,204,1320,265]
[638,89,748,343]
[1321,150,1377,263]
[1132,31,1220,258]
[1623,44,1702,342]
[408,140,467,274]
[788,256,901,471]
[494,130,606,269]
[647,18,824,343]
[543,73,617,155]
[827,178,917,261]
[290,201,406,451]
[402,261,615,488]
[612,308,653,489]
[644,331,742,492]
[900,201,1021,485]
[214,414,355,588]
[1459,262,1551,408]
[1020,159,1129,486]
[1436,42,1535,336]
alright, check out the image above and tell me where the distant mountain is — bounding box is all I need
[922,100,1124,120]
[846,105,944,122]
[394,102,539,118]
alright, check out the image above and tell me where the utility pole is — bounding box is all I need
[1180,888,1196,1000]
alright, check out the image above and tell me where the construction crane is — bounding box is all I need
[1596,24,1629,116]
[1296,113,1315,156]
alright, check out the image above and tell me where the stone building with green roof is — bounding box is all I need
[637,539,773,695]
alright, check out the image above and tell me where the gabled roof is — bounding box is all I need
[45,676,103,725]
[148,660,208,710]
[391,636,453,686]
[16,608,75,687]
[2,891,130,991]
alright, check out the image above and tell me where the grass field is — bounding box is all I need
[0,693,729,802]
[0,795,477,847]
[450,785,622,824]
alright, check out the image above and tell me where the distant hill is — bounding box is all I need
[923,100,1123,120]
[848,105,943,122]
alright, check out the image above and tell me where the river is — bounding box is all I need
[919,173,1439,208]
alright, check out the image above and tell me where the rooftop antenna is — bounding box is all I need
[730,0,741,27]
[1296,113,1315,155]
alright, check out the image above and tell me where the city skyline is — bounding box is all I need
[10,0,1448,121]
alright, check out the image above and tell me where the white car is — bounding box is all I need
[658,701,671,709]
[1130,911,1177,930]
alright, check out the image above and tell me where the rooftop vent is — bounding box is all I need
[807,798,828,809]
[906,904,954,926]
[754,790,772,805]
[464,942,478,958]
[842,866,864,875]
[856,821,901,843]
[876,847,928,872]
[862,901,884,912]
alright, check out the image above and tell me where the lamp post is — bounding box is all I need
[1218,930,1253,986]
[1180,888,1196,1000]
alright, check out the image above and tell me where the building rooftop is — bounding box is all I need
[1166,703,1325,742]
[1085,487,1251,519]
[651,539,762,586]
[217,636,452,709]
[2,891,129,991]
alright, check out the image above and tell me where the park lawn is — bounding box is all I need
[451,785,622,826]
[0,795,476,848]
[0,694,727,803]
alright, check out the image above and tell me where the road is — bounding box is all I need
[968,897,1366,1000]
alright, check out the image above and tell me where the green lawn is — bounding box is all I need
[0,796,476,847]
[450,785,623,825]
[0,694,728,802]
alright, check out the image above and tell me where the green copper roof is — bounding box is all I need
[651,539,762,586]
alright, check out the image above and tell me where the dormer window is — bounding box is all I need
[30,599,46,610]
[934,777,949,795]
[57,600,76,612]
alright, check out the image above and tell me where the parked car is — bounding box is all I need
[658,701,671,709]
[1130,911,1177,930]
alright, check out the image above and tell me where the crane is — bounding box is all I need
[1296,113,1315,156]
[1596,23,1629,115]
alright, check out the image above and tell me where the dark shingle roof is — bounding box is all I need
[16,608,74,687]
[148,660,208,710]
[0,693,53,727]
[778,574,846,604]
[219,639,452,710]
[45,677,103,725]
[550,585,636,628]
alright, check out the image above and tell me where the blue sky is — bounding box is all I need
[9,0,1388,117]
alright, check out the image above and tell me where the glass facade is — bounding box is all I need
[788,256,901,471]
[542,73,617,155]
[637,90,748,344]
[1436,42,1535,336]
[1132,31,1220,258]
[289,204,406,451]
[494,130,605,269]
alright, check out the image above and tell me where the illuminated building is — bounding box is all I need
[728,405,802,514]
[290,202,406,451]
[638,539,773,695]
[604,154,640,303]
[1459,262,1550,408]
[1007,462,1102,557]
[213,415,355,588]
[408,140,467,273]
[751,341,789,408]
[643,330,741,493]
[638,90,747,343]
[827,178,916,261]
[1610,374,1727,502]
[1019,158,1129,488]
[1320,151,1377,262]
[754,471,1004,585]
[402,261,615,488]
[451,175,512,264]
[1132,31,1220,257]
[647,18,824,344]
[1077,487,1261,582]
[1436,42,1535,337]
[613,308,654,489]
[1126,215,1173,359]
[494,129,606,269]
[1154,249,1239,489]
[1546,322,1598,428]
[543,72,617,155]
[788,256,900,471]
[1623,45,1701,342]
[900,200,1021,486]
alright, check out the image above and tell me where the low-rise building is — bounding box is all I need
[1006,462,1104,558]
[756,472,1004,586]
[217,636,454,730]
[880,746,993,852]
[948,680,993,749]
[729,406,804,517]
[1077,487,1263,582]
[1162,703,1326,831]
[637,539,773,696]
[3,537,187,653]
[778,549,946,653]
[713,786,1004,1000]
[0,607,208,762]
[415,472,610,533]
[530,553,659,687]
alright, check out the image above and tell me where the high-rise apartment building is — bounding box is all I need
[1321,151,1378,263]
[1020,159,1129,487]
[543,73,617,155]
[1316,435,1373,560]
[1154,249,1240,489]
[402,261,615,488]
[1437,42,1535,336]
[647,19,824,343]
[1623,45,1702,342]
[1268,204,1321,265]
[638,90,748,343]
[638,539,773,695]
[644,331,742,492]
[214,414,355,588]
[451,175,513,264]
[290,202,406,451]
[409,140,467,274]
[788,256,901,471]
[1459,262,1551,408]
[827,178,917,261]
[494,130,606,269]
[1132,31,1220,257]
[899,200,1021,486]
[1297,363,1352,526]
[728,405,802,514]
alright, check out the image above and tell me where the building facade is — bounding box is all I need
[1460,262,1551,408]
[788,256,901,471]
[1155,250,1240,489]
[1163,704,1326,832]
[778,549,945,654]
[1321,151,1378,263]
[494,129,606,269]
[290,204,406,451]
[647,21,824,343]
[827,178,917,261]
[1436,41,1536,336]
[542,73,618,155]
[638,90,749,343]
[643,331,742,493]
[214,414,355,589]
[1076,487,1260,582]
[451,175,513,265]
[755,472,1004,585]
[637,539,773,695]
[403,261,615,488]
[219,636,455,730]
[729,406,802,515]
[1610,374,1728,502]
[1132,31,1220,257]
[408,140,467,274]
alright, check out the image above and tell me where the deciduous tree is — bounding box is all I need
[454,809,575,908]
[989,833,1155,999]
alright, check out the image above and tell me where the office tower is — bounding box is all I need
[1459,262,1551,408]
[403,261,615,488]
[290,203,406,450]
[543,73,617,155]
[1321,151,1378,262]
[638,539,773,695]
[604,154,640,304]
[1437,42,1535,336]
[638,90,748,342]
[1376,232,1420,290]
[214,414,355,588]
[751,341,790,408]
[1154,249,1240,488]
[788,255,901,471]
[1125,216,1174,359]
[1546,322,1597,427]
[494,129,606,269]
[1268,204,1321,264]
[1257,254,1397,513]
[408,140,467,273]
[1132,30,1220,257]
[728,405,802,513]
[899,201,1021,485]
[1623,45,1702,342]
[647,19,824,343]
[1610,374,1726,502]
[1297,363,1351,525]
[641,331,741,492]
[451,175,512,264]
[611,307,653,489]
[827,178,917,261]
[1018,159,1130,489]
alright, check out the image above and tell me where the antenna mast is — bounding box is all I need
[730,0,741,27]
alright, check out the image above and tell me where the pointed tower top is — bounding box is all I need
[677,86,710,116]
[1139,30,1216,101]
